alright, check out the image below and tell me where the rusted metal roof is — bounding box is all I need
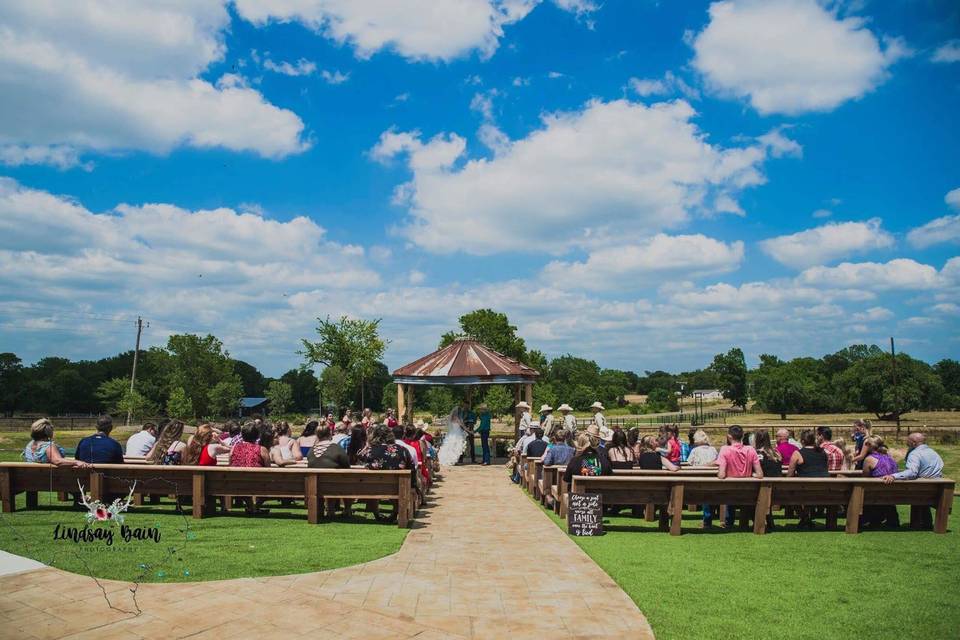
[392,338,539,385]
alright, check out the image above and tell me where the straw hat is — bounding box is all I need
[599,426,614,442]
[584,424,601,438]
[590,401,605,411]
[516,401,531,410]
[557,403,573,412]
[539,404,553,413]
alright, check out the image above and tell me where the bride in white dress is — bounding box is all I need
[437,406,468,466]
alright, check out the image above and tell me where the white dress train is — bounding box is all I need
[437,407,467,466]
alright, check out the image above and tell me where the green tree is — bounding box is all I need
[301,316,387,407]
[835,353,946,418]
[207,377,243,417]
[482,385,513,417]
[280,368,319,413]
[646,388,679,412]
[117,389,157,421]
[440,309,527,361]
[709,347,748,409]
[533,381,558,411]
[233,359,266,396]
[96,377,132,414]
[167,334,236,417]
[423,387,455,418]
[0,353,23,415]
[934,359,960,402]
[265,380,294,415]
[381,382,398,413]
[166,386,194,419]
[755,362,815,419]
[320,365,351,411]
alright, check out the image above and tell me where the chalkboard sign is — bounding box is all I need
[567,493,603,536]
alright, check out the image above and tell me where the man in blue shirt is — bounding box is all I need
[76,415,125,464]
[883,432,944,529]
[476,403,492,465]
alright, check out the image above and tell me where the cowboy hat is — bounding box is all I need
[590,401,605,411]
[477,403,488,410]
[557,403,573,412]
[584,424,601,438]
[599,426,614,442]
[539,404,553,413]
[516,401,531,410]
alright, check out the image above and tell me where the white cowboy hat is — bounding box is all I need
[557,403,573,412]
[590,401,605,411]
[516,401,531,410]
[539,404,553,413]
[599,426,614,442]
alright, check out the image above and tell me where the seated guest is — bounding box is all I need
[146,420,186,465]
[393,424,420,470]
[297,420,319,457]
[403,425,430,486]
[816,426,844,471]
[524,428,548,458]
[716,425,762,529]
[882,432,945,529]
[125,422,157,457]
[665,424,682,464]
[859,435,900,528]
[183,424,230,465]
[636,436,680,471]
[681,427,696,462]
[753,430,782,530]
[76,415,124,464]
[627,428,641,459]
[263,427,297,467]
[23,418,90,468]
[325,413,337,430]
[273,421,302,462]
[307,424,350,469]
[686,430,718,466]
[774,429,799,467]
[332,422,350,446]
[222,421,242,447]
[786,429,829,528]
[563,433,613,484]
[347,425,368,466]
[606,429,636,469]
[230,421,270,467]
[360,424,413,470]
[542,429,575,467]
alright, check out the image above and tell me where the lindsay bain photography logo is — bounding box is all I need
[51,480,161,547]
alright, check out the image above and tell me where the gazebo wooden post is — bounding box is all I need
[397,384,406,424]
[406,386,414,424]
[514,384,522,440]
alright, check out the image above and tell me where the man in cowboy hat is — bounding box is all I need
[516,401,533,438]
[590,401,606,432]
[539,404,554,438]
[476,403,492,465]
[558,403,576,443]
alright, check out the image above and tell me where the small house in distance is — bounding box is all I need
[691,389,724,401]
[239,397,269,417]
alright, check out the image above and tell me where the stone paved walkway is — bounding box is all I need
[0,465,653,639]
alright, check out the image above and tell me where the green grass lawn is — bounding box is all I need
[537,444,960,640]
[0,491,407,583]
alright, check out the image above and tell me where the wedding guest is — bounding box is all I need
[297,420,319,458]
[146,420,186,465]
[589,402,606,431]
[539,405,555,438]
[681,427,696,462]
[307,424,350,469]
[606,429,636,469]
[754,431,783,478]
[476,403,492,465]
[360,424,412,470]
[230,421,270,467]
[816,426,844,471]
[636,436,680,471]
[563,433,613,484]
[184,424,230,466]
[665,424,682,464]
[860,435,900,528]
[125,422,157,457]
[223,421,242,447]
[716,425,762,528]
[385,408,399,429]
[542,429,575,467]
[882,432,944,529]
[524,428,548,457]
[686,430,719,466]
[325,413,336,430]
[274,421,302,462]
[775,429,799,467]
[23,419,90,468]
[787,429,828,528]
[464,404,478,464]
[266,427,298,467]
[832,437,853,470]
[558,404,577,442]
[346,425,368,465]
[517,401,533,435]
[76,416,124,464]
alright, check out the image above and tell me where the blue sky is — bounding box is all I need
[0,0,958,377]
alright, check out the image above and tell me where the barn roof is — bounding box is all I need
[392,338,539,386]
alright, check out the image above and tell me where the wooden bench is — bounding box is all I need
[568,475,954,536]
[0,463,415,528]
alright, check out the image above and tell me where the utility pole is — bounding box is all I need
[126,316,145,426]
[890,336,901,438]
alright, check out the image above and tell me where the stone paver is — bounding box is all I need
[0,465,653,639]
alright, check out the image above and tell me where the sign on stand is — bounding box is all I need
[567,492,603,536]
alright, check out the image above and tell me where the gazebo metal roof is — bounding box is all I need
[392,338,539,386]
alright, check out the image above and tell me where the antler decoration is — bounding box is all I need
[76,479,138,526]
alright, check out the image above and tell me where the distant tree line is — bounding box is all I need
[2,309,957,421]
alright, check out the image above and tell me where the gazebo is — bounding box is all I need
[392,338,540,437]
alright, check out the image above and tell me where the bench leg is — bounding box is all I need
[934,485,954,534]
[89,472,104,502]
[133,493,144,506]
[25,491,38,509]
[1,470,14,513]
[57,491,69,502]
[397,479,411,528]
[644,503,655,522]
[754,485,772,535]
[305,476,319,525]
[845,486,864,534]
[669,485,684,536]
[826,506,839,531]
[191,473,205,519]
[658,506,669,532]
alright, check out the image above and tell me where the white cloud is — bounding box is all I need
[373,98,793,254]
[512,76,531,87]
[408,270,426,285]
[931,39,960,63]
[321,69,350,84]
[812,208,833,219]
[946,188,960,210]
[0,2,308,163]
[542,234,744,290]
[0,144,91,171]
[759,218,894,269]
[233,0,540,62]
[547,70,565,78]
[798,258,943,291]
[691,0,909,115]
[263,57,317,76]
[908,215,960,249]
[627,71,700,101]
[851,306,894,322]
